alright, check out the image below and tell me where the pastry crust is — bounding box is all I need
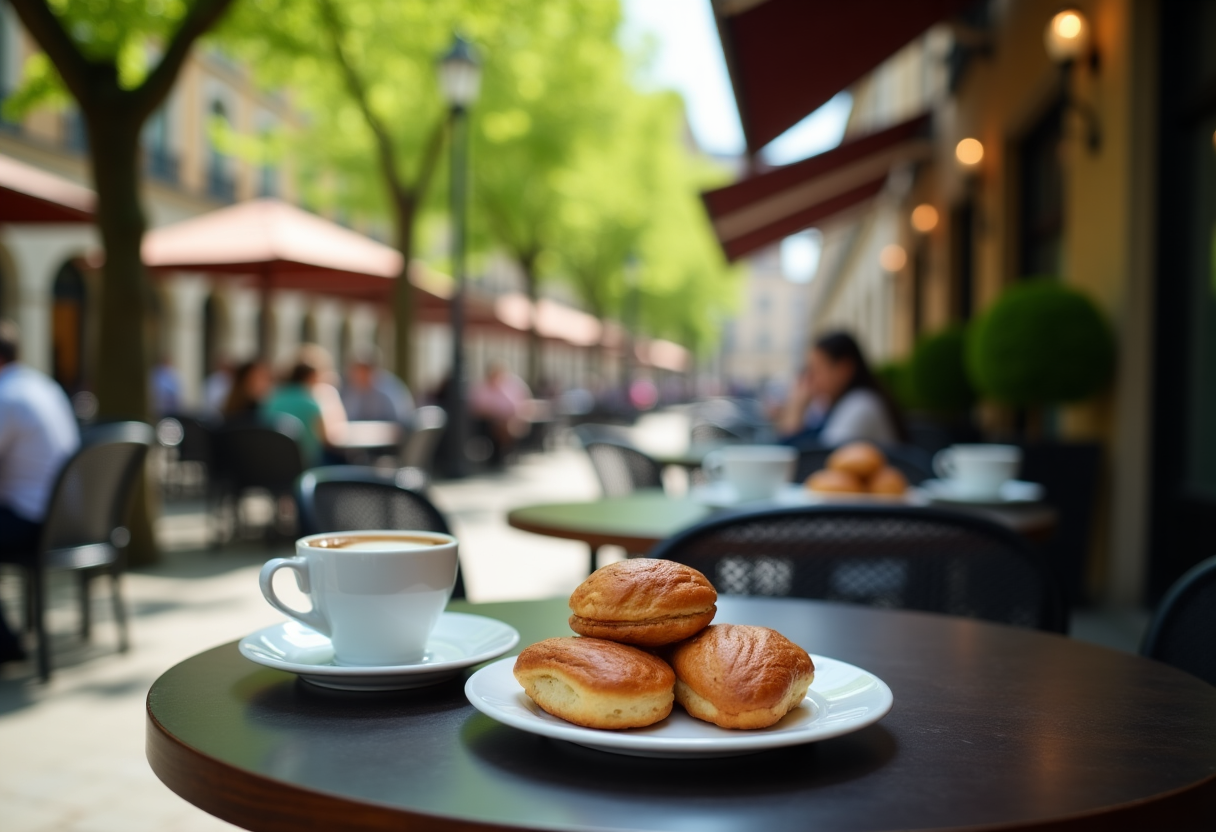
[806,468,864,494]
[670,624,814,729]
[568,559,717,646]
[513,637,675,729]
[826,442,886,479]
[867,465,908,495]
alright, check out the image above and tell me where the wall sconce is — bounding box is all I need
[955,138,984,168]
[911,204,939,233]
[1044,8,1101,153]
[879,244,907,272]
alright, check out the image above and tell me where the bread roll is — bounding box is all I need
[868,465,908,495]
[670,624,814,730]
[806,468,865,494]
[569,559,717,646]
[826,442,886,479]
[513,637,675,729]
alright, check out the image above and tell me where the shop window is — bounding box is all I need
[1017,105,1065,277]
[949,200,975,321]
[51,261,87,394]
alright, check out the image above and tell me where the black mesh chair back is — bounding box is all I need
[583,440,664,497]
[573,423,631,446]
[295,466,464,598]
[792,443,934,485]
[157,414,215,465]
[1141,555,1216,686]
[31,421,155,680]
[649,505,1065,632]
[401,406,447,472]
[214,419,305,494]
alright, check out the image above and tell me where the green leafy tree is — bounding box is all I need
[8,0,238,563]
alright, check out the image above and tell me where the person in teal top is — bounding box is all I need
[263,362,328,467]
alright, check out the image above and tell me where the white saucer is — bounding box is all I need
[239,612,520,691]
[465,653,892,759]
[692,482,926,509]
[922,479,1045,506]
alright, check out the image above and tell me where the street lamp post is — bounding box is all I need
[437,35,481,477]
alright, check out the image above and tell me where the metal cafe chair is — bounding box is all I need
[398,405,447,487]
[17,421,154,681]
[209,416,306,545]
[581,440,665,498]
[649,504,1066,633]
[1142,554,1216,686]
[294,466,464,599]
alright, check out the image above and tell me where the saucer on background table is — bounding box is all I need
[239,612,520,691]
[922,479,1045,506]
[465,653,893,759]
[692,482,928,509]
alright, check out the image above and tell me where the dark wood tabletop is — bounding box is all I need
[507,489,1058,561]
[147,596,1216,832]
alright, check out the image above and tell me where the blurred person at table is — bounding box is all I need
[149,355,183,418]
[775,331,905,446]
[470,362,531,461]
[341,348,414,423]
[221,359,272,422]
[0,320,80,665]
[202,360,233,417]
[263,349,348,467]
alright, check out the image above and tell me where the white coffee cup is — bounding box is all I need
[260,530,458,666]
[932,444,1022,499]
[703,444,797,502]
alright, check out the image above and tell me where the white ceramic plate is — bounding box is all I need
[465,653,893,759]
[239,612,520,691]
[922,478,1045,506]
[691,482,926,509]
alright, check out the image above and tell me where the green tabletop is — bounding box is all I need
[506,489,710,555]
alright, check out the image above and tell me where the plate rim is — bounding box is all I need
[464,653,893,754]
[922,478,1044,505]
[238,612,520,677]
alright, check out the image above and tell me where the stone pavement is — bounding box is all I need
[0,411,1148,831]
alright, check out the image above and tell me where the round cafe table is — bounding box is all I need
[146,596,1216,831]
[507,489,1059,572]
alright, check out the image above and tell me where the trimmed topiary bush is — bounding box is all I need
[910,325,975,413]
[876,360,917,410]
[965,279,1116,407]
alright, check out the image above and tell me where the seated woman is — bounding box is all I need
[221,359,272,423]
[263,358,349,467]
[775,331,905,446]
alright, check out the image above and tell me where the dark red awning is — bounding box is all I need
[703,113,932,261]
[0,153,95,223]
[716,0,970,152]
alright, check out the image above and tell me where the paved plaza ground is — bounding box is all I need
[0,413,1149,831]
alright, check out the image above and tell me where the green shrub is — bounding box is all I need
[965,279,1116,407]
[910,325,975,413]
[875,360,917,410]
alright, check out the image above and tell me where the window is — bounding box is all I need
[1017,105,1065,277]
[143,104,178,183]
[206,100,235,202]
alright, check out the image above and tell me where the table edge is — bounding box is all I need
[145,645,1216,832]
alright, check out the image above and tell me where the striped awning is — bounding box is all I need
[702,113,932,261]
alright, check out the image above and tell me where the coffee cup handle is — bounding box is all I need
[932,448,956,480]
[703,450,724,481]
[259,556,330,636]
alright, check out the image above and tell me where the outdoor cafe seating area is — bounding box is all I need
[5,395,1214,830]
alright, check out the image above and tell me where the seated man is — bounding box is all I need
[341,351,411,423]
[0,321,80,664]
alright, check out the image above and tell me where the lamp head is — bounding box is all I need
[1045,8,1090,64]
[438,35,482,108]
[911,204,939,234]
[955,138,984,168]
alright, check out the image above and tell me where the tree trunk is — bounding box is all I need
[521,254,542,391]
[88,104,159,566]
[391,196,416,390]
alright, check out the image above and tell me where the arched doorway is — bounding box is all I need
[300,311,317,345]
[51,260,88,394]
[202,291,229,379]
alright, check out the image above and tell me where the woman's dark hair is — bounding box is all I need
[813,331,908,442]
[222,360,265,416]
[287,361,318,385]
